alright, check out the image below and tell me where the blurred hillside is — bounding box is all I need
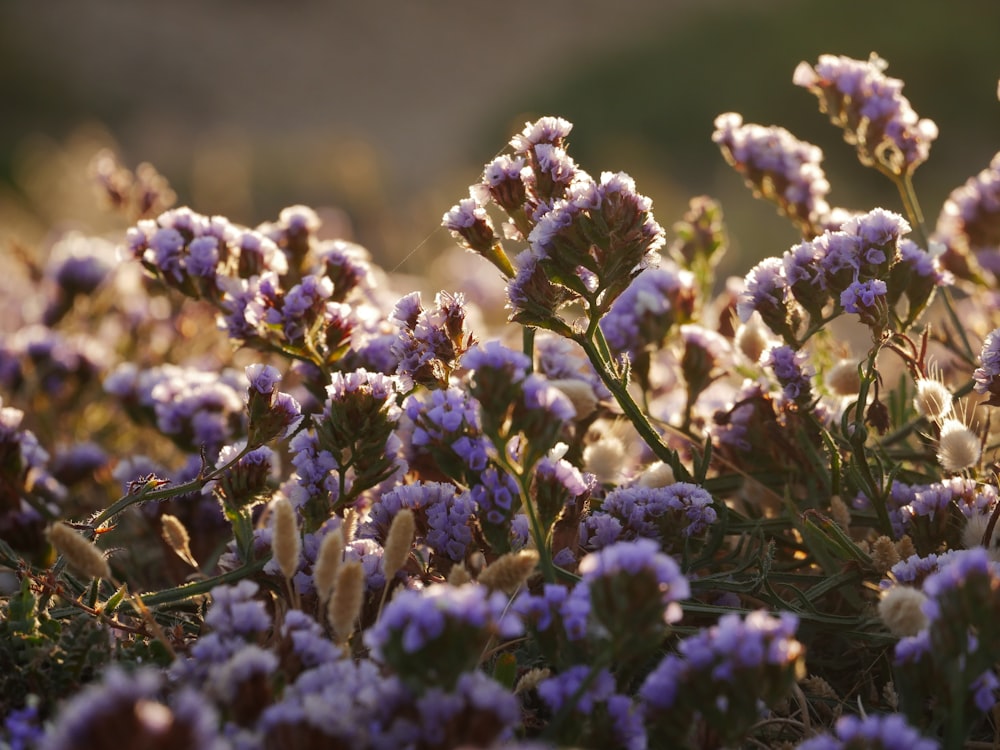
[1,0,998,283]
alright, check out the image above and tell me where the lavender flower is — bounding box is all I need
[737,257,798,341]
[841,278,889,330]
[391,290,476,390]
[973,328,1000,405]
[782,238,829,316]
[404,386,490,479]
[39,667,222,750]
[470,466,523,552]
[244,364,302,446]
[934,151,1000,279]
[794,53,938,176]
[365,582,523,689]
[505,250,577,333]
[527,171,665,313]
[538,665,616,714]
[510,116,573,153]
[583,482,717,552]
[601,266,695,360]
[762,344,814,406]
[361,481,477,564]
[641,611,803,747]
[442,189,514,277]
[796,713,939,750]
[412,671,520,748]
[713,112,831,235]
[2,699,43,750]
[482,153,528,213]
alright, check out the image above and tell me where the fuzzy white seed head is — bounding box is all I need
[878,585,928,637]
[937,418,981,473]
[637,461,676,489]
[913,378,951,422]
[549,378,598,420]
[962,512,1000,561]
[735,313,771,364]
[825,359,862,397]
[583,434,627,484]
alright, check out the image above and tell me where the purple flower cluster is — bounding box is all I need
[581,482,717,552]
[713,112,832,235]
[391,290,476,390]
[40,667,221,750]
[244,364,302,446]
[796,713,939,750]
[364,583,523,689]
[1,325,108,404]
[126,206,287,299]
[761,344,814,406]
[934,151,1000,278]
[361,481,477,563]
[737,207,947,338]
[600,266,696,359]
[641,611,803,746]
[526,170,665,312]
[794,53,938,176]
[104,363,246,458]
[404,386,490,479]
[973,327,1000,405]
[470,466,523,551]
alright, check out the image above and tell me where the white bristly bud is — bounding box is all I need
[271,497,301,581]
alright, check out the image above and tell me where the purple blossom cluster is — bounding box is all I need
[793,53,939,176]
[640,611,803,746]
[361,481,477,563]
[737,208,948,339]
[403,385,490,479]
[104,363,247,457]
[0,325,108,404]
[973,327,1000,406]
[600,266,696,360]
[797,713,939,750]
[390,290,476,390]
[712,112,832,235]
[761,344,814,407]
[365,583,523,690]
[934,151,1000,278]
[581,482,717,552]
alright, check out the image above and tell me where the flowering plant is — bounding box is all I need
[2,53,1000,750]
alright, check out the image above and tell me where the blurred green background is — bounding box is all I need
[1,0,997,283]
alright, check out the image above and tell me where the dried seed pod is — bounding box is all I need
[328,561,365,644]
[477,550,539,595]
[271,497,301,581]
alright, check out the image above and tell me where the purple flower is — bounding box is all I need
[794,54,938,176]
[404,386,489,476]
[601,266,695,358]
[391,290,475,390]
[2,700,43,750]
[737,257,794,338]
[510,115,573,153]
[761,344,814,405]
[39,667,222,750]
[442,192,497,254]
[840,278,887,324]
[537,665,616,714]
[483,153,528,212]
[413,671,520,747]
[713,112,831,234]
[973,328,1000,404]
[585,482,717,551]
[204,580,272,637]
[796,713,939,750]
[362,481,477,563]
[934,152,1000,277]
[365,583,523,689]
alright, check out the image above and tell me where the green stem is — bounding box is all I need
[575,334,688,481]
[522,326,536,373]
[90,443,256,528]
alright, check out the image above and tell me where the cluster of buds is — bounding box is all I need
[793,53,939,177]
[443,116,665,331]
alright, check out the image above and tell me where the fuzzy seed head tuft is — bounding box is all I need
[871,535,901,574]
[583,434,627,484]
[271,497,301,581]
[447,563,472,586]
[477,550,539,594]
[825,359,862,397]
[937,418,981,473]
[161,514,197,568]
[382,509,415,582]
[48,522,111,581]
[637,460,676,489]
[329,561,365,644]
[878,585,928,637]
[312,529,344,605]
[913,378,951,422]
[829,495,851,532]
